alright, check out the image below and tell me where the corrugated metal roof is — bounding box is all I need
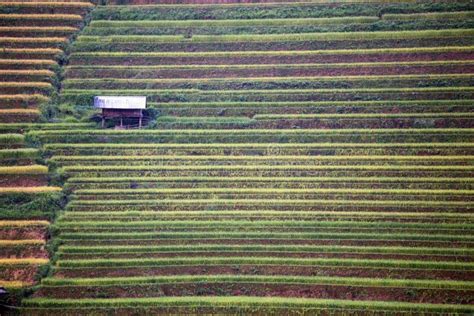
[94,96,147,109]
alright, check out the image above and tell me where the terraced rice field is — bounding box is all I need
[0,0,93,122]
[0,130,63,308]
[0,0,473,314]
[24,127,474,314]
[0,2,92,305]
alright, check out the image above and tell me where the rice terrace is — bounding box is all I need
[0,0,473,314]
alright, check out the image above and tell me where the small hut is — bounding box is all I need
[94,96,146,128]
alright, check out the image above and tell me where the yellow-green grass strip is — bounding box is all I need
[0,69,54,76]
[62,87,474,95]
[33,128,474,135]
[0,59,56,66]
[61,211,473,220]
[77,29,474,43]
[0,14,82,20]
[0,37,67,43]
[154,100,474,108]
[0,26,78,32]
[56,257,474,270]
[0,280,31,289]
[70,46,474,57]
[40,274,474,290]
[0,133,24,144]
[66,176,474,184]
[60,231,472,241]
[66,60,474,69]
[0,123,94,131]
[63,74,474,84]
[0,109,40,115]
[74,188,474,196]
[62,165,474,172]
[0,48,63,55]
[52,154,474,161]
[46,142,474,149]
[0,82,52,88]
[0,240,45,246]
[254,113,474,119]
[57,220,472,230]
[0,220,49,227]
[99,0,472,7]
[0,1,94,7]
[0,186,61,194]
[0,258,48,265]
[58,244,474,256]
[0,94,49,103]
[90,16,379,28]
[0,148,38,160]
[68,199,472,208]
[21,296,474,313]
[0,165,48,175]
[383,11,474,21]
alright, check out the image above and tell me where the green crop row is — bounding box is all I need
[66,199,472,211]
[91,2,474,21]
[51,152,474,165]
[60,211,472,222]
[0,95,50,107]
[81,20,474,37]
[62,74,474,82]
[40,274,474,290]
[61,165,474,172]
[155,116,253,125]
[22,295,474,313]
[66,59,474,70]
[59,231,472,242]
[60,87,474,104]
[90,16,379,28]
[21,296,474,313]
[55,256,474,269]
[72,188,474,196]
[0,123,95,133]
[30,129,474,145]
[76,29,474,43]
[69,46,474,58]
[34,128,474,136]
[56,219,472,230]
[51,154,474,161]
[71,39,474,54]
[65,176,474,184]
[45,142,474,150]
[58,244,474,256]
[0,133,24,145]
[383,11,474,21]
[62,75,474,90]
[254,112,474,119]
[47,144,473,157]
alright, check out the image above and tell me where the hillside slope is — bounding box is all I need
[0,0,473,314]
